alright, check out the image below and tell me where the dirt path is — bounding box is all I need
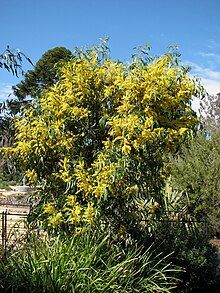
[0,189,30,205]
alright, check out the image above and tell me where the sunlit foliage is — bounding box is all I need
[3,44,202,231]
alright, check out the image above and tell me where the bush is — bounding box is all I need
[169,130,220,235]
[148,221,217,292]
[2,42,202,232]
[0,228,181,293]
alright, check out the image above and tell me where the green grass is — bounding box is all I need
[0,228,181,293]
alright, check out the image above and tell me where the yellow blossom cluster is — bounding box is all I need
[2,47,202,228]
[43,196,96,227]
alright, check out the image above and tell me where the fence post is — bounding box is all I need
[1,211,4,250]
[1,211,7,259]
[5,210,7,257]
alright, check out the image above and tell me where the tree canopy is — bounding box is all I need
[3,45,202,232]
[12,47,72,101]
[169,90,220,234]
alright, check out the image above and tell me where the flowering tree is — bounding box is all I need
[3,45,202,232]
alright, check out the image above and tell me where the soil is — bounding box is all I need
[0,189,29,206]
[210,239,220,250]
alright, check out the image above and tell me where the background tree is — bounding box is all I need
[199,92,220,131]
[12,47,72,102]
[0,46,33,120]
[169,91,220,235]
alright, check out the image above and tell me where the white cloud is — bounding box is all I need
[186,61,220,95]
[183,60,220,115]
[191,97,201,114]
[199,52,220,63]
[201,78,220,95]
[0,84,13,103]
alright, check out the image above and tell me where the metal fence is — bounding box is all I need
[0,207,209,258]
[0,204,29,258]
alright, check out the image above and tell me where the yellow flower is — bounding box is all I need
[43,203,56,215]
[59,157,72,183]
[69,204,82,223]
[48,212,63,227]
[93,183,107,198]
[84,203,96,224]
[122,144,131,154]
[25,169,37,182]
[66,195,76,207]
[55,212,62,223]
[178,127,188,136]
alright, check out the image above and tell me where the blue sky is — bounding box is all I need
[1,0,220,102]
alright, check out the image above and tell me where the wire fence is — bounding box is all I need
[0,207,209,259]
[0,204,29,258]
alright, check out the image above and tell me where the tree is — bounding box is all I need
[12,47,72,101]
[0,46,33,127]
[169,92,220,235]
[3,44,202,233]
[199,92,220,132]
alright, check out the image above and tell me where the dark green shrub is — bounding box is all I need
[148,221,217,292]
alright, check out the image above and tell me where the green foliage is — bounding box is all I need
[0,179,9,190]
[0,47,32,148]
[169,129,220,234]
[0,46,32,77]
[133,183,218,292]
[3,43,202,232]
[150,221,217,292]
[12,47,72,101]
[0,228,181,293]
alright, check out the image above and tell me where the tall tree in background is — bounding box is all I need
[169,91,220,235]
[12,47,72,102]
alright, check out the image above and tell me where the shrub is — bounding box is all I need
[169,130,220,235]
[2,43,202,233]
[147,221,217,292]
